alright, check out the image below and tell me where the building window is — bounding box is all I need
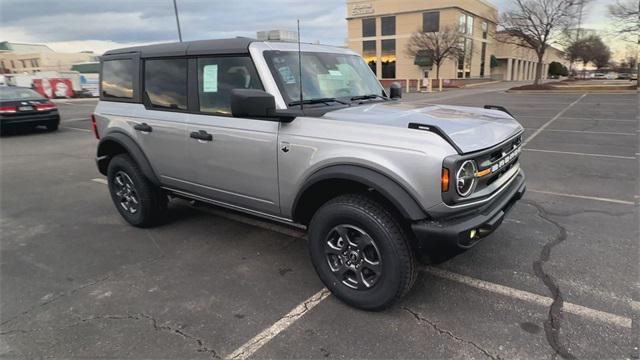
[20,60,26,68]
[480,42,487,77]
[10,60,15,68]
[482,21,488,39]
[363,40,377,75]
[381,39,395,79]
[101,59,134,99]
[381,16,395,36]
[423,12,440,33]
[464,38,473,78]
[362,18,376,37]
[144,58,188,110]
[459,13,473,35]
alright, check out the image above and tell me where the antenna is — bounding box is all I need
[297,19,304,110]
[173,0,183,42]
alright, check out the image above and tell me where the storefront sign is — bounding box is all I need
[352,3,374,16]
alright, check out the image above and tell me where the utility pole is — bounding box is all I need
[173,0,183,42]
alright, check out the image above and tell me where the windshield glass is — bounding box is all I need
[264,51,384,106]
[0,87,44,101]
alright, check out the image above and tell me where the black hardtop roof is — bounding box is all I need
[102,38,255,58]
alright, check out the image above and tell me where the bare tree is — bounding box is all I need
[608,0,640,43]
[406,26,464,80]
[565,35,611,76]
[499,0,584,85]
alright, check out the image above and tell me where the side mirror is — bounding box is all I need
[389,82,402,99]
[231,89,276,118]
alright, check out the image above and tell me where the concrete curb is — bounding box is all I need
[506,89,638,94]
[463,80,502,88]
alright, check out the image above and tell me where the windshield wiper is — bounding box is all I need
[288,97,350,107]
[350,94,388,102]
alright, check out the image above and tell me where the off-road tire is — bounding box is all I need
[308,194,417,311]
[107,154,167,227]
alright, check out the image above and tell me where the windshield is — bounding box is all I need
[0,87,44,101]
[264,51,385,106]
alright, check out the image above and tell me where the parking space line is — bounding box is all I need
[225,289,331,360]
[63,127,91,133]
[62,117,90,123]
[524,148,637,160]
[91,178,108,185]
[423,267,632,329]
[523,94,587,146]
[518,116,637,123]
[523,128,636,136]
[528,189,635,205]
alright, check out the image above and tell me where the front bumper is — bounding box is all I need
[412,170,526,249]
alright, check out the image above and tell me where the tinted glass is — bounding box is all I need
[0,87,44,101]
[381,39,395,79]
[423,12,440,33]
[197,57,263,115]
[264,51,383,104]
[363,40,377,75]
[144,58,187,110]
[381,16,395,36]
[101,59,134,99]
[362,18,376,37]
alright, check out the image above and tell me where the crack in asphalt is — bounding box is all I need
[2,313,219,359]
[403,307,501,360]
[0,255,165,328]
[522,200,577,360]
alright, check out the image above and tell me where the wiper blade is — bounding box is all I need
[350,94,388,102]
[288,97,349,106]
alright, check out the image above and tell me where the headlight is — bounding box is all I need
[456,160,477,197]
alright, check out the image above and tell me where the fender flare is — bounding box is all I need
[96,132,160,186]
[292,164,427,221]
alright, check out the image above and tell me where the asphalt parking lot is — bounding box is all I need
[1,85,638,359]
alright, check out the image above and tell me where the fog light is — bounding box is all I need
[470,229,477,239]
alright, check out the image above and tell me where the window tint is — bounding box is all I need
[381,39,395,79]
[197,57,263,115]
[102,59,134,99]
[144,58,187,110]
[362,18,376,37]
[423,12,440,33]
[381,16,395,36]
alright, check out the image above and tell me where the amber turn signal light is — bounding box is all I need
[441,168,450,192]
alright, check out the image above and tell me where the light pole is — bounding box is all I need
[173,0,183,42]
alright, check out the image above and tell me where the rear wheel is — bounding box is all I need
[107,154,168,227]
[308,194,417,310]
[45,119,59,131]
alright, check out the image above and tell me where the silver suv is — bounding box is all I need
[93,39,525,310]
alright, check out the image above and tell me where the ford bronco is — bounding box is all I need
[94,38,525,310]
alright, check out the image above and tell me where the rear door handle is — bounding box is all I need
[190,130,213,142]
[133,123,152,132]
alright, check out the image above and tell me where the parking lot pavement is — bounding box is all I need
[1,90,638,359]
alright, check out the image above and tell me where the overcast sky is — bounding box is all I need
[0,0,630,57]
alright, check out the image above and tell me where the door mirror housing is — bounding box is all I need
[231,89,296,122]
[389,82,402,99]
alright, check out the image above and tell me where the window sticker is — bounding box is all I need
[328,70,343,77]
[278,66,296,84]
[203,64,218,92]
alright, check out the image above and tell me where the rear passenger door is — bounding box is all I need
[185,56,280,215]
[137,58,191,187]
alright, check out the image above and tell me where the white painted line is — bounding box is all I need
[524,148,637,160]
[91,178,108,185]
[518,116,637,123]
[523,94,587,146]
[528,189,635,205]
[63,127,91,133]
[423,267,632,329]
[62,117,89,123]
[225,288,331,360]
[523,128,636,136]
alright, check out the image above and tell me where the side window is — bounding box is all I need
[101,59,134,99]
[144,58,187,110]
[197,57,263,115]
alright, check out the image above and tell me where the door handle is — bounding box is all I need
[133,123,152,132]
[190,130,213,142]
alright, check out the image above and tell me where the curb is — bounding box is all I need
[51,98,98,103]
[506,89,638,94]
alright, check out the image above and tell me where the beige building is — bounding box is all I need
[491,33,568,81]
[346,0,566,85]
[0,42,97,74]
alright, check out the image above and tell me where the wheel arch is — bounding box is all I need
[96,132,160,186]
[291,165,427,225]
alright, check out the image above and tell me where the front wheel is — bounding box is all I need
[308,194,417,310]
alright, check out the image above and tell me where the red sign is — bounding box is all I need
[33,78,74,98]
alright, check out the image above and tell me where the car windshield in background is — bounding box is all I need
[264,51,384,106]
[0,87,44,101]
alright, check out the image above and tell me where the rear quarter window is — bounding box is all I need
[101,59,134,99]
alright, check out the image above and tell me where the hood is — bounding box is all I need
[320,102,523,153]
